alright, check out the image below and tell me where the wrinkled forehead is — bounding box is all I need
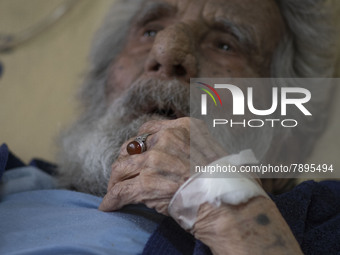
[139,0,283,22]
[137,0,285,50]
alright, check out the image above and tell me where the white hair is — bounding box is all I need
[272,0,337,159]
[57,0,338,195]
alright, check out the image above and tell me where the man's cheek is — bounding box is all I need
[199,61,234,77]
[107,57,143,99]
[199,57,261,78]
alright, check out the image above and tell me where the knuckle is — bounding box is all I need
[139,122,152,133]
[139,120,159,133]
[162,129,173,140]
[146,150,162,166]
[176,116,191,127]
[157,129,174,145]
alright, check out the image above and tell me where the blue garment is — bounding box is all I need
[0,145,164,255]
[0,166,57,196]
[0,171,164,255]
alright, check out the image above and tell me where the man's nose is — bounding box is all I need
[144,24,198,82]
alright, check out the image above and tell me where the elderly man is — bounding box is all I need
[0,0,339,254]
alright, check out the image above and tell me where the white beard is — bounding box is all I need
[57,78,190,196]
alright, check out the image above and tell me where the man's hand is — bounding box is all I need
[99,117,227,214]
[98,117,303,255]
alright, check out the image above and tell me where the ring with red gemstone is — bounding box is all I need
[126,133,151,155]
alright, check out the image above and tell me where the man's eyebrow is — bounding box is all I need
[213,17,256,50]
[135,2,176,26]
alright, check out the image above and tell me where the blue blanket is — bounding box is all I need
[1,143,340,254]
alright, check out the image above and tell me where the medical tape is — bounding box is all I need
[168,149,269,231]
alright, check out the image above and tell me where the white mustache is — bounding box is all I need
[111,78,190,121]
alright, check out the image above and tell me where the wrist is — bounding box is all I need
[193,197,303,255]
[192,196,272,243]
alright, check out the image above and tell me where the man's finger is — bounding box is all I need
[99,178,141,212]
[109,148,190,191]
[99,173,180,212]
[138,119,170,134]
[107,154,146,191]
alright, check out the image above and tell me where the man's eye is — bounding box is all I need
[217,43,231,52]
[143,30,158,37]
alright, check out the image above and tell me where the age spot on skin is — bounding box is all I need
[255,213,270,225]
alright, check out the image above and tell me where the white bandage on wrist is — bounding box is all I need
[168,149,269,231]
